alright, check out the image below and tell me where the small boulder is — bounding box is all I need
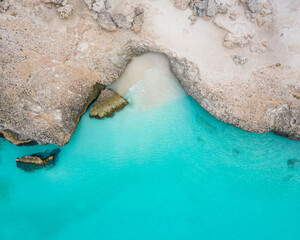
[174,0,191,10]
[247,0,260,13]
[112,13,132,29]
[97,12,117,31]
[0,0,10,13]
[287,159,299,169]
[16,148,61,172]
[57,4,73,19]
[232,55,248,65]
[90,89,128,119]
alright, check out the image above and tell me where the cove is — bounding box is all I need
[0,54,300,240]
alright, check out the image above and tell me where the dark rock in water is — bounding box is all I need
[232,148,240,155]
[283,174,293,182]
[16,148,61,172]
[287,158,299,169]
[90,88,128,119]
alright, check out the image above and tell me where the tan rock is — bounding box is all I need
[174,0,191,10]
[90,89,128,119]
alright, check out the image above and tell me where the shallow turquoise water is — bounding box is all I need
[0,93,300,240]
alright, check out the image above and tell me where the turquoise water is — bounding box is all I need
[0,95,300,240]
[1,53,300,239]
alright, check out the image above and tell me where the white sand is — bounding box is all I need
[110,53,185,111]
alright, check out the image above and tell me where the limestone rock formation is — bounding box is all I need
[0,0,299,145]
[90,89,128,119]
[16,148,61,171]
[0,129,33,145]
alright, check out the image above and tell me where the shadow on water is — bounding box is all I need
[196,113,216,133]
[0,177,10,202]
[232,148,240,156]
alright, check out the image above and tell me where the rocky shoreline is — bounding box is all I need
[0,0,299,146]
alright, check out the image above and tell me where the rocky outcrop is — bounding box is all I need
[90,88,128,119]
[0,129,33,145]
[16,148,61,171]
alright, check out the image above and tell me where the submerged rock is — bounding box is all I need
[287,158,299,169]
[90,89,128,119]
[16,148,61,172]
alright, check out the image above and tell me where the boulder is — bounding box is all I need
[97,12,117,31]
[112,13,132,29]
[174,0,191,10]
[16,148,61,172]
[90,88,128,119]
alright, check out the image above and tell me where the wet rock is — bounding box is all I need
[16,148,61,172]
[174,0,191,10]
[0,130,33,145]
[232,55,248,65]
[97,12,117,31]
[90,89,128,119]
[112,13,132,29]
[0,0,9,13]
[57,4,73,18]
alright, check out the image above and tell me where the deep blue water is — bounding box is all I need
[0,93,300,239]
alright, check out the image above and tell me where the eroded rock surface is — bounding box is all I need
[90,88,128,119]
[0,0,299,145]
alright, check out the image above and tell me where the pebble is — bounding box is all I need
[262,41,269,48]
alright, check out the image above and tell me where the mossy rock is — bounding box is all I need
[90,88,128,119]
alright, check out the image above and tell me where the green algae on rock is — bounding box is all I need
[90,88,128,119]
[16,148,61,172]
